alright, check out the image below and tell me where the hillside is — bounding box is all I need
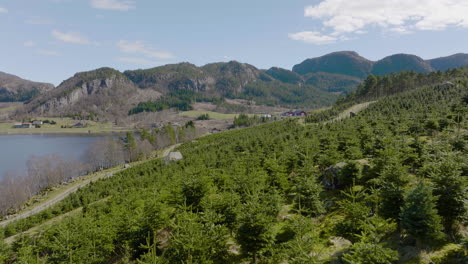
[19,62,336,121]
[20,67,161,120]
[292,51,373,78]
[371,54,433,75]
[293,51,468,81]
[429,53,468,71]
[305,66,468,123]
[0,72,54,102]
[264,67,302,84]
[350,66,468,103]
[303,72,362,93]
[1,67,466,263]
[12,52,468,121]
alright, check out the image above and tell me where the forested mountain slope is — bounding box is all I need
[0,72,54,102]
[293,51,468,80]
[15,52,468,121]
[1,67,466,264]
[429,53,468,71]
[292,51,373,78]
[370,54,433,76]
[19,62,336,120]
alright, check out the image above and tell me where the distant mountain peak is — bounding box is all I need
[293,51,468,78]
[292,51,373,78]
[371,54,433,76]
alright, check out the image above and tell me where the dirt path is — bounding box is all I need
[330,101,376,123]
[0,144,180,228]
[162,143,181,158]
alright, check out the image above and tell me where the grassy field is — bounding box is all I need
[179,110,254,120]
[0,117,131,134]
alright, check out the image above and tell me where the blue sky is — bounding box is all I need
[1,0,468,85]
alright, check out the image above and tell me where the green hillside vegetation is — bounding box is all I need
[264,67,303,84]
[305,67,468,123]
[304,72,362,93]
[128,90,222,114]
[347,67,468,103]
[371,54,433,76]
[17,52,468,120]
[0,89,40,102]
[292,51,374,78]
[1,66,466,263]
[124,63,207,89]
[125,62,336,109]
[237,81,337,107]
[429,53,468,71]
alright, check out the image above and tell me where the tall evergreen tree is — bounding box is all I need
[400,182,444,244]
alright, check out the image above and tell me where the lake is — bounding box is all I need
[0,134,110,179]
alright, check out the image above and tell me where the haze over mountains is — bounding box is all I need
[3,51,468,120]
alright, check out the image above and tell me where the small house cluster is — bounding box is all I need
[14,120,44,129]
[281,110,307,117]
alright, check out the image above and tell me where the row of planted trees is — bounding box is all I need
[0,78,466,263]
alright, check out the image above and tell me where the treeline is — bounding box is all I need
[128,90,223,115]
[0,90,40,102]
[343,66,468,103]
[306,67,468,123]
[0,123,197,218]
[0,76,465,263]
[0,155,85,216]
[233,114,273,128]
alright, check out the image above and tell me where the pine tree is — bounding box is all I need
[400,182,444,244]
[0,231,10,264]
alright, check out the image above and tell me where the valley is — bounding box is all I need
[2,0,468,262]
[0,67,466,263]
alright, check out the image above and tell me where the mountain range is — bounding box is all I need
[4,51,468,120]
[292,51,468,77]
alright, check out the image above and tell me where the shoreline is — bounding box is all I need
[0,128,133,136]
[0,144,178,228]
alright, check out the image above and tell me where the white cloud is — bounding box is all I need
[0,7,7,13]
[24,41,37,47]
[117,40,174,59]
[288,31,337,45]
[389,27,412,34]
[38,50,60,56]
[291,0,468,44]
[115,57,159,66]
[90,0,135,11]
[52,30,90,44]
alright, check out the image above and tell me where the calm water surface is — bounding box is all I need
[0,134,108,179]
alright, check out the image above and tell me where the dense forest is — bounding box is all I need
[0,68,467,263]
[128,90,223,115]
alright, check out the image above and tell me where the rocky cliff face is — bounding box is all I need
[125,61,269,96]
[23,68,160,119]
